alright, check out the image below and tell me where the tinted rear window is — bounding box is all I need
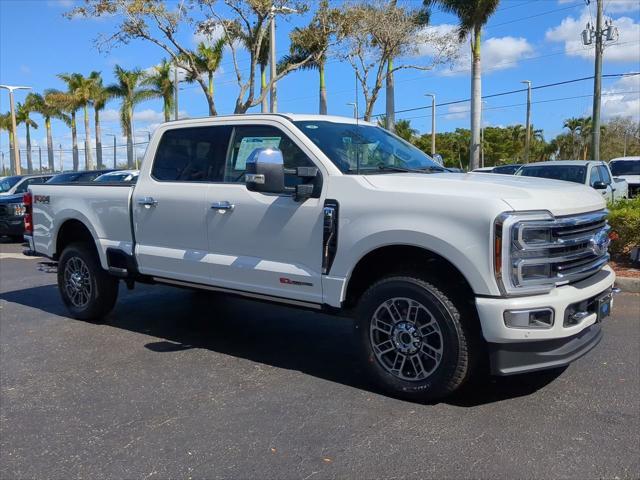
[519,165,587,184]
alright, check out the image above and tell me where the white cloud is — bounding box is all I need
[546,8,640,63]
[602,74,640,119]
[46,0,74,7]
[445,103,469,120]
[559,0,640,13]
[419,25,535,76]
[133,109,165,123]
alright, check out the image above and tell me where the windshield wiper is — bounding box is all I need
[377,165,424,173]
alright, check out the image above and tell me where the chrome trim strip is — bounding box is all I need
[153,277,323,310]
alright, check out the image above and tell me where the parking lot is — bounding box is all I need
[1,239,639,479]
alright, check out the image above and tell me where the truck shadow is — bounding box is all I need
[1,283,564,407]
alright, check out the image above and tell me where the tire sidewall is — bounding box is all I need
[357,278,466,400]
[57,244,109,320]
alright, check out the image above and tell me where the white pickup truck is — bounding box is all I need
[25,114,618,401]
[516,160,628,202]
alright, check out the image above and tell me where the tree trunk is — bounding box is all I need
[261,65,268,113]
[84,104,93,170]
[46,117,54,172]
[95,108,103,169]
[469,26,482,171]
[25,122,33,174]
[385,59,395,132]
[71,112,79,171]
[126,108,134,169]
[163,97,170,122]
[319,62,327,115]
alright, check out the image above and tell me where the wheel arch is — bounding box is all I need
[55,218,99,261]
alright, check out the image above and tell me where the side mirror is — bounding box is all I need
[432,154,444,166]
[592,180,608,190]
[245,148,285,194]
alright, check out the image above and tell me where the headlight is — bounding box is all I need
[10,203,26,216]
[494,210,610,296]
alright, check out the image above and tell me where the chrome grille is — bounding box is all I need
[512,210,610,287]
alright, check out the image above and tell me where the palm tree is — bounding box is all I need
[142,59,174,122]
[280,0,333,115]
[47,77,83,171]
[183,39,225,116]
[107,65,156,168]
[424,0,501,170]
[256,36,270,113]
[0,112,16,174]
[25,93,69,173]
[89,73,111,169]
[563,117,582,158]
[577,116,592,160]
[16,102,38,173]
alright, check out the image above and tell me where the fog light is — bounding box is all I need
[504,308,554,329]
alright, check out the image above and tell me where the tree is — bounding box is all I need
[25,93,70,173]
[46,75,84,171]
[425,0,501,170]
[337,0,456,121]
[563,117,582,158]
[89,73,112,169]
[16,102,38,174]
[143,59,175,122]
[107,65,157,168]
[377,116,417,142]
[0,113,16,174]
[181,39,224,116]
[280,0,337,115]
[68,0,322,115]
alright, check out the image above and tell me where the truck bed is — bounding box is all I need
[30,183,135,269]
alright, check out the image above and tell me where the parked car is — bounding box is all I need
[471,166,495,173]
[609,156,640,198]
[0,174,53,196]
[47,169,117,184]
[0,174,52,240]
[491,164,522,175]
[26,114,617,401]
[94,170,139,183]
[515,160,628,202]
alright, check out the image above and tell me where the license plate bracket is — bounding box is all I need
[596,292,613,322]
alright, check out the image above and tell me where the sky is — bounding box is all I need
[0,0,639,170]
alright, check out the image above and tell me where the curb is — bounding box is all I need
[615,276,640,293]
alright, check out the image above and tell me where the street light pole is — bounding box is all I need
[59,144,63,172]
[174,64,180,121]
[346,102,358,119]
[521,80,532,163]
[105,134,117,169]
[425,93,436,156]
[38,145,42,172]
[0,85,31,175]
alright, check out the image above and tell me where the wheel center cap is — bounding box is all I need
[70,272,83,292]
[392,322,421,354]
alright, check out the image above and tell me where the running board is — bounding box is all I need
[153,277,323,310]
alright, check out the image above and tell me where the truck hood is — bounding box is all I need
[615,174,640,185]
[362,172,605,216]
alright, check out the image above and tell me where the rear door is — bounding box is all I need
[205,122,326,304]
[133,125,233,284]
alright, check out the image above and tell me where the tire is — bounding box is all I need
[356,276,475,402]
[57,242,119,321]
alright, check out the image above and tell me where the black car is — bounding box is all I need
[0,174,52,240]
[47,169,116,184]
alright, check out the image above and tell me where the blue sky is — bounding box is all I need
[0,0,639,170]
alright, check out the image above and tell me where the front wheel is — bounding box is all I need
[58,243,119,321]
[356,276,475,402]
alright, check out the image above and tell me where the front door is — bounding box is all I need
[133,124,233,284]
[205,124,326,305]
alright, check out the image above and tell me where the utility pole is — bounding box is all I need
[38,145,42,172]
[582,0,618,161]
[59,144,63,172]
[425,93,436,156]
[0,85,31,175]
[174,65,179,121]
[521,80,532,163]
[269,5,299,113]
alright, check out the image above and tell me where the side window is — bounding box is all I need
[598,165,611,184]
[225,125,316,188]
[16,177,45,193]
[589,166,602,186]
[152,125,233,182]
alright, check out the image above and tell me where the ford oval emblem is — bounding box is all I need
[589,229,610,256]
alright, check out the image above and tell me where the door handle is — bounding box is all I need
[137,196,158,207]
[211,201,234,211]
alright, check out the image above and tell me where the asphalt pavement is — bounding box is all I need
[1,239,639,479]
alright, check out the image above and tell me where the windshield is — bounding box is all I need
[0,176,21,193]
[610,160,640,176]
[294,121,442,174]
[517,165,587,184]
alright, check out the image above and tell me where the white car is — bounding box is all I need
[94,170,139,183]
[25,114,617,401]
[609,156,640,198]
[515,160,628,202]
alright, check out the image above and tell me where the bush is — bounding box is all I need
[607,197,640,255]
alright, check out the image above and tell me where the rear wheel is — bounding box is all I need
[58,243,118,321]
[356,276,475,402]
